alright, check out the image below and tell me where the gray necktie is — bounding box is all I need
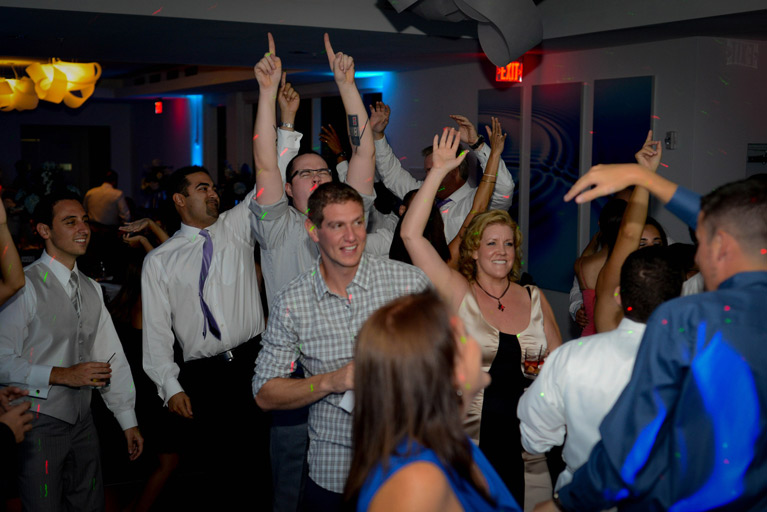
[198,229,221,339]
[69,272,80,317]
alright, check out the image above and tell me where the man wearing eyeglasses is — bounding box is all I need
[250,35,390,309]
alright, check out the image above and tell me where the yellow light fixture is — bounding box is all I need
[0,77,39,111]
[26,59,102,108]
[0,58,101,111]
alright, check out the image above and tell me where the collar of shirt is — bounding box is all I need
[38,249,80,289]
[311,253,372,301]
[178,221,217,242]
[615,317,647,336]
[443,181,473,207]
[717,270,767,291]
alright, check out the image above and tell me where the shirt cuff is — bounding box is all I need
[665,185,700,229]
[277,128,302,146]
[28,364,53,399]
[162,378,184,407]
[114,410,138,430]
[249,191,290,219]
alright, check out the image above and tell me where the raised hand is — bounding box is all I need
[320,124,344,155]
[0,198,7,225]
[324,33,354,86]
[254,32,282,93]
[565,164,647,204]
[449,114,480,145]
[369,101,390,137]
[278,73,300,116]
[634,130,662,173]
[119,218,150,234]
[485,116,507,156]
[431,128,467,175]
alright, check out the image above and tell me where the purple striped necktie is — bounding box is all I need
[198,229,221,340]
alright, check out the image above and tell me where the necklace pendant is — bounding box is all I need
[498,302,505,312]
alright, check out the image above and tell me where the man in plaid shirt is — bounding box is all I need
[253,182,429,510]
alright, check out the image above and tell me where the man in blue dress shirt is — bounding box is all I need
[537,170,767,511]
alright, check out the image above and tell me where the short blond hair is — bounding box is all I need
[458,210,523,282]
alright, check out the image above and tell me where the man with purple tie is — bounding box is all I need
[141,165,270,507]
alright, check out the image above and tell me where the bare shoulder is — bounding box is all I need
[369,462,460,512]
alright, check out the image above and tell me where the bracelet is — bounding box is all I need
[469,135,485,150]
[483,173,497,177]
[280,122,294,129]
[480,178,496,183]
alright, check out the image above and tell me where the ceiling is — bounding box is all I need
[1,0,766,97]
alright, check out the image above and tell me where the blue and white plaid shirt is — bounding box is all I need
[253,253,430,493]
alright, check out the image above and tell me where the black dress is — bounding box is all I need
[479,330,528,505]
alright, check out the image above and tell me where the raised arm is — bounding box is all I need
[277,78,302,182]
[0,200,24,306]
[371,101,421,199]
[450,114,514,210]
[401,128,468,309]
[447,116,505,268]
[593,131,661,332]
[253,33,285,206]
[324,33,374,196]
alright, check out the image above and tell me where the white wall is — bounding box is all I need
[379,36,766,339]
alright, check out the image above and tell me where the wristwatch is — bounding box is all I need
[469,134,485,150]
[280,122,294,129]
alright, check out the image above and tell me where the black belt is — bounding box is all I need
[188,336,260,365]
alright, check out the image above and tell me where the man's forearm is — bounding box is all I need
[255,372,338,411]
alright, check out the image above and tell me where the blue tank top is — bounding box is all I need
[357,438,522,511]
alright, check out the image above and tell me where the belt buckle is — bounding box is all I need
[220,349,234,362]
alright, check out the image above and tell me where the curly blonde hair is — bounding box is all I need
[458,210,523,283]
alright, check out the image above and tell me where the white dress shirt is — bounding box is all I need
[83,182,131,225]
[517,318,646,490]
[373,136,515,241]
[0,250,137,430]
[142,187,265,403]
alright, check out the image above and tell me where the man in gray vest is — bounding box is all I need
[0,191,142,511]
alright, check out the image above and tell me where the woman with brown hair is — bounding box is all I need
[400,127,561,504]
[345,290,521,511]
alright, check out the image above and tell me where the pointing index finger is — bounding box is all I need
[324,33,335,66]
[267,32,275,56]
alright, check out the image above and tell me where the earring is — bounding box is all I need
[456,388,463,397]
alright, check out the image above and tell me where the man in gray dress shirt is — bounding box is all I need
[0,191,142,511]
[254,182,430,511]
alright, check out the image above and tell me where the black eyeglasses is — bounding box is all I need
[290,168,332,180]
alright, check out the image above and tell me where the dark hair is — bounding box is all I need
[700,178,767,254]
[620,246,683,323]
[104,170,118,185]
[666,243,697,277]
[422,145,469,181]
[108,248,145,325]
[33,190,83,227]
[643,216,668,247]
[598,198,627,253]
[285,151,329,184]
[389,190,449,264]
[344,290,493,505]
[306,182,363,227]
[168,166,211,197]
